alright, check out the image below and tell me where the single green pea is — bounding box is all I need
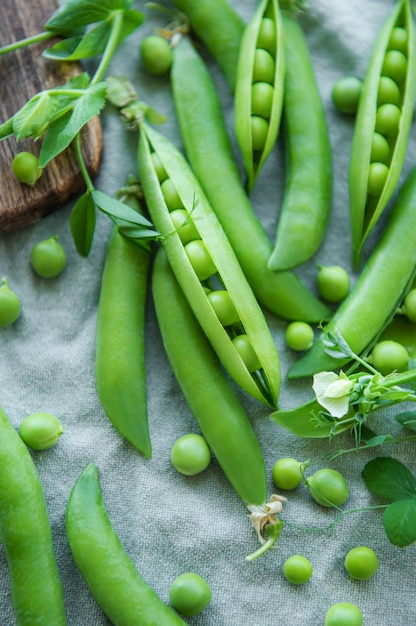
[317,265,350,303]
[370,339,409,374]
[139,35,173,75]
[331,76,363,114]
[374,102,402,136]
[170,209,200,244]
[344,546,379,580]
[169,572,212,616]
[307,468,349,508]
[19,412,64,450]
[30,235,67,278]
[367,162,390,196]
[282,554,313,585]
[232,334,262,372]
[382,49,408,84]
[251,81,274,118]
[324,603,363,626]
[378,75,402,106]
[388,26,408,54]
[257,17,276,55]
[160,178,184,210]
[0,277,21,327]
[207,289,240,326]
[170,434,211,476]
[403,288,416,323]
[252,48,275,83]
[12,151,42,186]
[251,115,269,151]
[285,321,314,351]
[272,457,304,490]
[184,239,217,281]
[370,132,391,164]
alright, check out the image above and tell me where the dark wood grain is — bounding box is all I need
[0,0,103,232]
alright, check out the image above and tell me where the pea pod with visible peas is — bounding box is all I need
[95,225,152,457]
[171,0,245,92]
[288,166,416,379]
[152,247,268,506]
[170,34,331,323]
[349,0,416,267]
[234,0,285,191]
[138,120,280,407]
[66,463,187,625]
[268,6,332,271]
[0,406,67,625]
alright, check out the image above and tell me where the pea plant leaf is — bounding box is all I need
[43,22,110,61]
[91,190,159,238]
[382,499,416,547]
[12,93,57,141]
[45,0,132,31]
[39,82,107,166]
[70,191,97,257]
[394,410,416,430]
[362,456,416,502]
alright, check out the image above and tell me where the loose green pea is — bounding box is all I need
[272,457,304,490]
[378,75,402,106]
[232,334,262,372]
[370,132,391,164]
[388,26,408,54]
[12,151,42,186]
[19,412,64,450]
[139,35,173,76]
[374,102,401,136]
[252,48,275,83]
[251,115,269,151]
[207,289,240,326]
[0,277,21,327]
[285,321,314,351]
[368,162,390,196]
[331,76,363,114]
[382,49,408,83]
[170,434,211,476]
[344,546,379,580]
[282,555,313,585]
[251,81,274,118]
[170,209,200,244]
[370,339,409,374]
[30,235,67,278]
[317,265,350,303]
[169,572,211,617]
[257,17,276,55]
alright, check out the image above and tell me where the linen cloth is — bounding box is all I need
[1,1,416,624]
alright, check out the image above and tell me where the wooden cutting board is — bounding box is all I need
[0,0,103,232]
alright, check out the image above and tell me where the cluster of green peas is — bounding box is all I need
[367,24,409,199]
[152,148,262,374]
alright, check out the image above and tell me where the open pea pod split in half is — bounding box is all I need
[234,0,285,192]
[349,0,416,268]
[288,165,416,379]
[138,122,280,408]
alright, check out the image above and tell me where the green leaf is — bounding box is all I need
[43,22,110,61]
[45,0,131,31]
[70,192,96,256]
[0,118,14,140]
[91,190,154,227]
[39,82,107,166]
[362,457,416,502]
[394,410,416,430]
[106,76,137,108]
[364,434,393,447]
[13,93,57,140]
[382,499,416,547]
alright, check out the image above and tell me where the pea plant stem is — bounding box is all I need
[328,433,416,460]
[74,134,95,193]
[90,11,124,85]
[0,31,54,56]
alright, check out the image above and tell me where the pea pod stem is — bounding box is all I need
[245,519,284,561]
[170,34,331,323]
[152,247,268,506]
[66,463,187,625]
[268,8,332,270]
[95,225,152,457]
[0,406,67,625]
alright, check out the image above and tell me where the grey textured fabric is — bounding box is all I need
[1,1,416,625]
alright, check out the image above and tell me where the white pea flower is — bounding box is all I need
[312,370,354,419]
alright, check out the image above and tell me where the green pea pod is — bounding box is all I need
[95,226,152,458]
[234,0,285,192]
[152,247,268,506]
[170,35,331,323]
[268,9,332,270]
[349,0,416,267]
[138,121,280,407]
[66,463,187,626]
[0,406,67,625]
[288,166,416,379]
